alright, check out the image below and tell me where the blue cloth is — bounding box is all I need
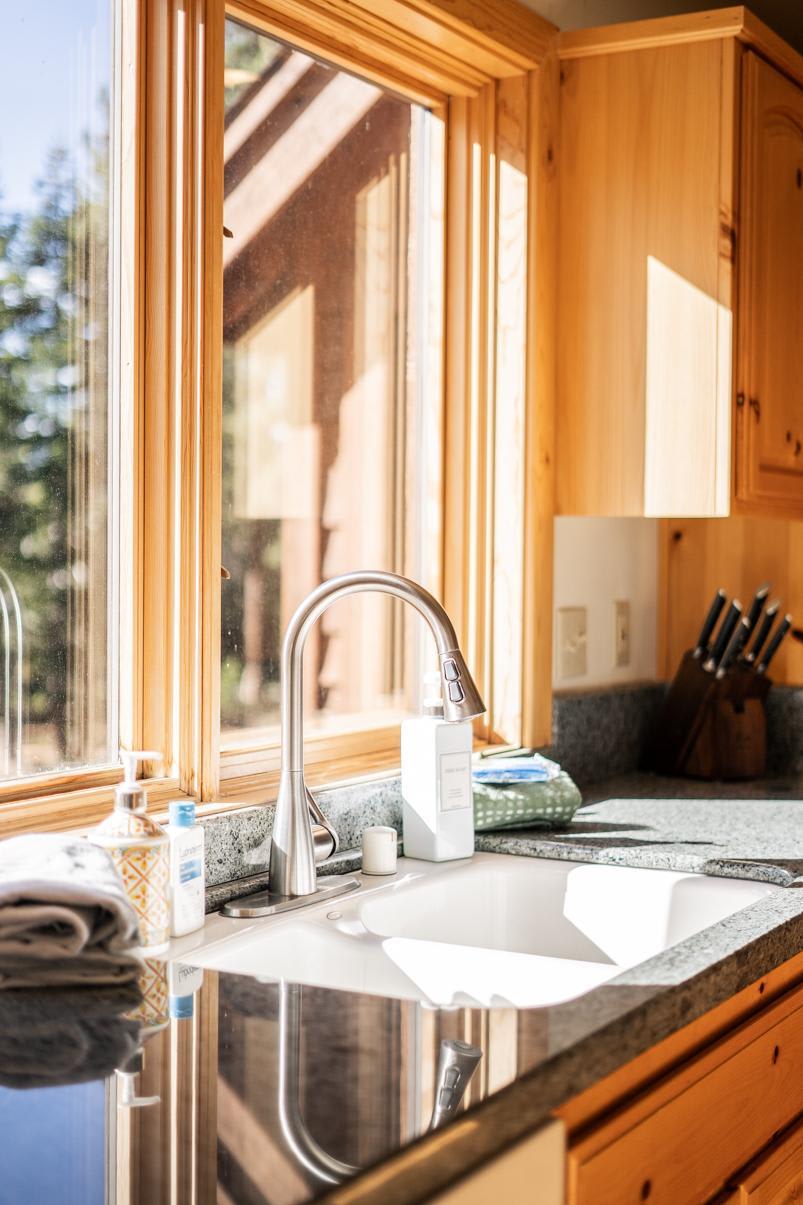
[472,752,560,786]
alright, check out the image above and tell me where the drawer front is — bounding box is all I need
[727,1114,803,1203]
[569,1003,803,1204]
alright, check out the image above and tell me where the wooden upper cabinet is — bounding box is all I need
[736,52,803,513]
[554,10,803,519]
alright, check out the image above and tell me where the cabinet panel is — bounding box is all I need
[728,1115,803,1203]
[736,53,803,513]
[568,998,803,1204]
[556,39,734,516]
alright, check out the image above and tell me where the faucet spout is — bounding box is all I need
[270,571,485,898]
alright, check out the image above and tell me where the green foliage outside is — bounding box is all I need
[0,147,106,768]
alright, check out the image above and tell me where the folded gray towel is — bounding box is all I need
[0,835,141,988]
[0,984,142,1087]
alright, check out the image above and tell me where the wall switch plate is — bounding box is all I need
[557,607,587,678]
[614,599,631,667]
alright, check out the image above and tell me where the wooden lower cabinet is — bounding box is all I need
[564,977,803,1204]
[722,1115,803,1203]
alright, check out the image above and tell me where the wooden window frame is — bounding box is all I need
[1,0,558,831]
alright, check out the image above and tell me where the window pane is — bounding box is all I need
[0,3,115,778]
[221,22,443,741]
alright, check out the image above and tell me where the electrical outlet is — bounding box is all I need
[614,599,631,667]
[557,607,587,678]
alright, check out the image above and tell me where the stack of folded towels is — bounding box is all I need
[472,751,581,831]
[0,833,141,989]
[0,834,143,1088]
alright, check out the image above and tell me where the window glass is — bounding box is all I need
[221,21,442,742]
[0,3,115,778]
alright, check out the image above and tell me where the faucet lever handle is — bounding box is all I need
[307,786,338,860]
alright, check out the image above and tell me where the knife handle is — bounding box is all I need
[744,601,780,664]
[757,614,792,674]
[744,582,771,633]
[693,589,727,658]
[704,600,742,671]
[716,617,751,678]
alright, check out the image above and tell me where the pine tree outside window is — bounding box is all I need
[0,4,115,781]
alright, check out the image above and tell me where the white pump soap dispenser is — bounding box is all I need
[401,671,474,861]
[91,750,170,951]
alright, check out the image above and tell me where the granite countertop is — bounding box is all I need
[8,773,803,1204]
[478,772,803,886]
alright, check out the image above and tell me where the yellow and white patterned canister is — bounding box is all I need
[92,811,171,950]
[108,839,170,948]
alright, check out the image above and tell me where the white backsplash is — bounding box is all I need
[553,517,658,689]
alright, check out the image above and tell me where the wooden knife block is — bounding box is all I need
[646,652,771,780]
[683,688,767,781]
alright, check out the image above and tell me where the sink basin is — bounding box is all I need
[188,853,775,1008]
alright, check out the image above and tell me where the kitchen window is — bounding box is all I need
[0,3,117,785]
[0,0,554,827]
[220,20,444,762]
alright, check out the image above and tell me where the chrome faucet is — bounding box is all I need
[223,571,485,917]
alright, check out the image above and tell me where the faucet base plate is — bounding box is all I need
[220,873,361,919]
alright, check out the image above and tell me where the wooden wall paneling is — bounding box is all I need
[659,518,803,683]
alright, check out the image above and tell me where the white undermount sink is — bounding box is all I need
[187,853,775,1008]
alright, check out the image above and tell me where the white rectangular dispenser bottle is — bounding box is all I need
[401,672,474,861]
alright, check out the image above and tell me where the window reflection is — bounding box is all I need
[221,22,439,739]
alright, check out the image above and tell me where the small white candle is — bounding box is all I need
[361,826,398,876]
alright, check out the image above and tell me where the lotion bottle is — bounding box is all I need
[91,751,170,952]
[401,672,474,861]
[167,801,205,937]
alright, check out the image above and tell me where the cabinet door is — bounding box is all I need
[726,1115,803,1202]
[736,52,803,514]
[567,994,803,1204]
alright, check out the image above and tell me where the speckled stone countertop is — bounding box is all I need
[477,773,803,886]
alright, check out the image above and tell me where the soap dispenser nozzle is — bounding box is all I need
[116,750,161,812]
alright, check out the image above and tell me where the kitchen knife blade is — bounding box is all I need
[693,589,727,658]
[703,600,742,672]
[744,582,771,633]
[715,617,751,678]
[744,600,781,664]
[757,614,792,674]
